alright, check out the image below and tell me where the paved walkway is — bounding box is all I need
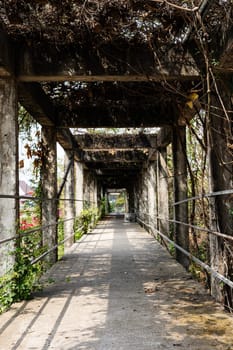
[0,217,233,350]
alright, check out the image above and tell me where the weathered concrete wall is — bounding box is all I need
[41,126,57,265]
[64,152,75,250]
[0,78,18,276]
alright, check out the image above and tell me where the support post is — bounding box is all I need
[41,126,57,265]
[127,185,134,214]
[208,81,233,305]
[74,161,84,217]
[157,149,169,235]
[0,78,18,276]
[64,152,75,250]
[142,166,149,226]
[148,162,158,230]
[172,126,189,269]
[105,192,109,215]
[83,170,97,209]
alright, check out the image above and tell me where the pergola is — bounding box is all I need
[0,0,233,305]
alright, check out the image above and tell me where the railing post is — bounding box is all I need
[41,125,57,265]
[0,78,18,276]
[172,126,189,269]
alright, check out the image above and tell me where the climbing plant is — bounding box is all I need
[0,230,44,314]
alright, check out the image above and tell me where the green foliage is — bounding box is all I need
[115,194,125,210]
[99,197,106,217]
[168,242,175,257]
[19,105,42,179]
[189,262,208,285]
[196,240,208,261]
[108,192,125,213]
[0,231,44,314]
[0,206,102,313]
[0,272,17,313]
[74,207,99,237]
[58,220,64,260]
[18,105,37,141]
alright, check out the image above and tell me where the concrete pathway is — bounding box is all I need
[0,217,233,350]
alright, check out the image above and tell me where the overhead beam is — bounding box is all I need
[96,168,139,175]
[18,74,200,83]
[17,46,199,82]
[75,133,157,150]
[98,176,134,189]
[57,104,178,128]
[83,150,148,163]
[87,162,142,170]
[19,82,56,126]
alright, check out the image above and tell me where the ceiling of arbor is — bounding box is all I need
[1,0,232,129]
[0,0,232,186]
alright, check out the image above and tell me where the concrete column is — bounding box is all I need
[133,175,140,216]
[92,177,98,207]
[64,152,75,250]
[157,149,169,235]
[141,166,149,226]
[208,82,233,304]
[172,126,189,269]
[138,170,144,220]
[105,192,109,215]
[41,126,57,265]
[0,78,18,276]
[127,185,134,213]
[83,169,90,207]
[83,170,97,209]
[147,162,157,229]
[74,161,84,217]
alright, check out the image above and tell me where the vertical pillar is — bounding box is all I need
[157,149,169,234]
[92,177,98,207]
[208,82,233,304]
[74,161,84,217]
[141,166,149,226]
[148,162,157,229]
[64,152,75,250]
[41,126,57,265]
[105,192,109,215]
[127,185,134,213]
[0,78,18,276]
[83,169,90,207]
[83,170,97,209]
[133,175,140,217]
[172,126,189,269]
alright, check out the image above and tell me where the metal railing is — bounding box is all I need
[135,209,233,291]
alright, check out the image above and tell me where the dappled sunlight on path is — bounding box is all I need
[0,218,233,349]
